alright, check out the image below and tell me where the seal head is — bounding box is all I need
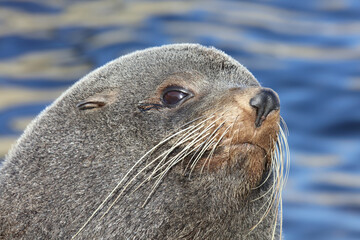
[0,44,288,239]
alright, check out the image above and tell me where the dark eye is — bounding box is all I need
[162,87,191,107]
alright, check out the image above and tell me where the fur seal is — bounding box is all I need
[0,44,289,239]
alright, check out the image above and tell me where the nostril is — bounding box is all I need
[249,88,280,127]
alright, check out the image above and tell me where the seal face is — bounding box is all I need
[0,44,288,239]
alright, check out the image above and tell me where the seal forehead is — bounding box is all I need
[73,44,259,98]
[134,43,258,86]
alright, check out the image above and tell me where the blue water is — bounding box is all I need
[0,1,359,239]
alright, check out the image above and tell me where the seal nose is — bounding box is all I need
[249,88,280,128]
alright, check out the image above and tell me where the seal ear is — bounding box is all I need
[77,100,106,110]
[76,89,118,111]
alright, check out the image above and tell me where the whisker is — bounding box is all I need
[227,115,240,159]
[143,110,230,201]
[183,112,228,174]
[99,123,210,220]
[127,113,220,197]
[251,137,276,191]
[247,161,278,234]
[142,127,220,206]
[71,117,213,239]
[116,112,224,209]
[191,121,226,174]
[151,122,207,177]
[246,118,290,238]
[200,121,235,174]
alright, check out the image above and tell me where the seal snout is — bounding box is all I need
[249,88,280,128]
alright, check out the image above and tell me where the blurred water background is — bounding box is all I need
[0,0,359,239]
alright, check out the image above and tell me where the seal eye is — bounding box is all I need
[162,87,190,107]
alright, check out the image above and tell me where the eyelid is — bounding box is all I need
[161,86,193,107]
[162,86,190,94]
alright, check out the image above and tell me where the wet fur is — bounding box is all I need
[0,44,288,239]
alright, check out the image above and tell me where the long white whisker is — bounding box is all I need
[102,113,223,215]
[204,122,235,172]
[142,133,215,206]
[191,121,227,174]
[182,113,228,174]
[247,117,290,238]
[99,124,209,220]
[72,120,205,239]
[150,122,206,177]
[198,121,234,175]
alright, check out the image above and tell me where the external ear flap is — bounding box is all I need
[76,89,118,111]
[77,100,106,110]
